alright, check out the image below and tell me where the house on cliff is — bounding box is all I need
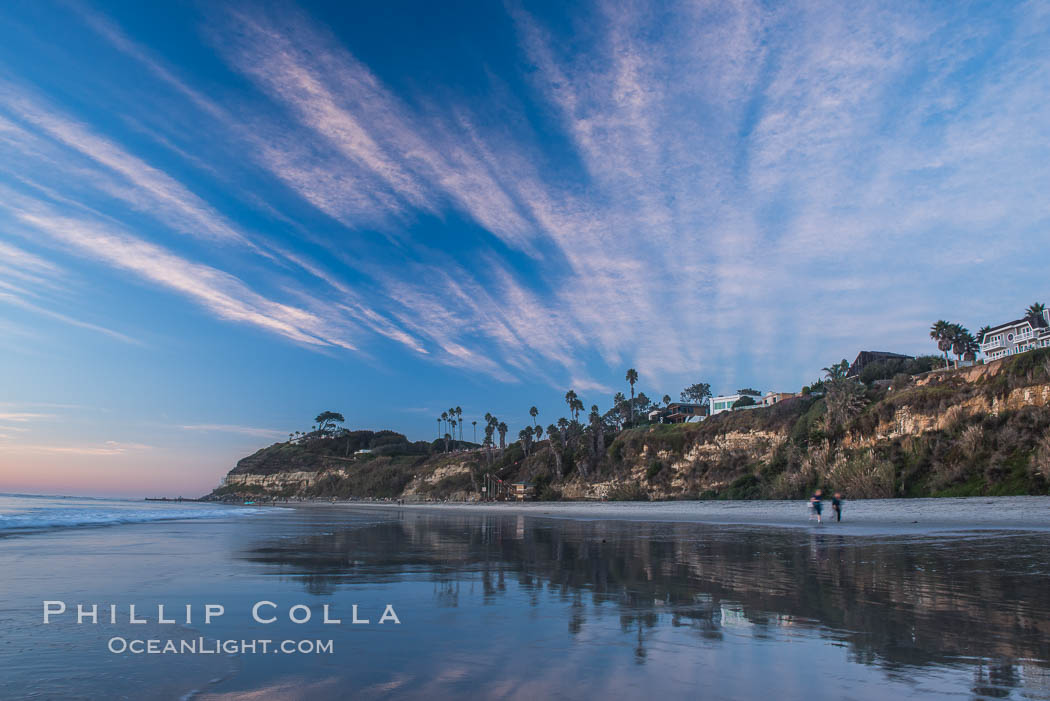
[846,351,914,378]
[980,309,1050,361]
[648,402,708,424]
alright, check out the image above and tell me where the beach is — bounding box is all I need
[2,494,1049,699]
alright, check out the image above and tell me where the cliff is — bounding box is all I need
[207,349,1050,502]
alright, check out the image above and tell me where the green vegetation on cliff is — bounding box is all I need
[210,349,1050,502]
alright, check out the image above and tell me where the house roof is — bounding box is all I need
[986,314,1049,333]
[847,351,914,377]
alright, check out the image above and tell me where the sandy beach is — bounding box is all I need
[308,494,1050,535]
[3,495,1050,699]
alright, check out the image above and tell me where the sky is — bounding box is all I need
[1,0,1048,497]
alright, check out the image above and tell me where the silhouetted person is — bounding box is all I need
[832,493,843,522]
[810,489,823,524]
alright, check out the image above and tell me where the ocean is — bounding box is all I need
[0,493,263,533]
[1,495,1049,700]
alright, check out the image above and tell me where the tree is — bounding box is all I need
[498,421,508,451]
[534,425,543,441]
[472,420,477,444]
[530,406,539,426]
[314,411,345,434]
[589,404,605,457]
[732,396,756,408]
[564,390,579,422]
[930,320,953,370]
[546,423,563,478]
[455,406,463,442]
[570,397,584,423]
[634,392,652,419]
[483,421,496,467]
[736,388,761,397]
[950,324,974,367]
[822,360,866,430]
[436,417,441,439]
[625,368,639,426]
[662,394,671,406]
[613,392,628,429]
[962,332,980,362]
[976,325,992,344]
[441,411,449,439]
[1026,302,1046,318]
[822,359,849,381]
[680,382,712,404]
[518,428,533,456]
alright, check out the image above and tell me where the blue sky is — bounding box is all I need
[1,0,1048,496]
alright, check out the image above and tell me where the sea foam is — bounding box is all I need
[0,494,262,533]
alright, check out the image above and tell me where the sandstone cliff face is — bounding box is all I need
[560,429,786,500]
[844,383,1050,447]
[211,353,1050,501]
[224,469,348,491]
[401,460,474,499]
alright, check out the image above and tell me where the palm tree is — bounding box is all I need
[1026,302,1046,319]
[534,425,543,441]
[441,411,448,438]
[450,419,457,449]
[436,417,441,439]
[930,320,953,370]
[963,332,980,362]
[976,325,992,344]
[472,420,477,444]
[625,368,638,427]
[950,325,974,368]
[564,390,578,422]
[662,394,671,407]
[546,423,562,478]
[497,421,508,451]
[455,406,463,442]
[589,404,605,456]
[822,359,849,381]
[529,406,539,426]
[570,398,584,423]
[518,428,533,456]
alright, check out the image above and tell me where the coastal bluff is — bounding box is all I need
[207,350,1050,503]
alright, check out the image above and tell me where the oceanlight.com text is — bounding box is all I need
[107,637,334,655]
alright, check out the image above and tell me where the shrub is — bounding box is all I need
[1032,431,1050,482]
[646,460,665,480]
[607,482,650,501]
[828,449,894,498]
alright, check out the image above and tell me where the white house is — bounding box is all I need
[710,394,747,415]
[980,309,1050,361]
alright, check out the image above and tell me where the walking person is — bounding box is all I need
[832,492,843,522]
[810,489,823,524]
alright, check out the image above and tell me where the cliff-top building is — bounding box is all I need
[710,394,749,415]
[648,402,708,424]
[980,310,1050,361]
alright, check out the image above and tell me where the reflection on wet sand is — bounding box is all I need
[240,509,1050,699]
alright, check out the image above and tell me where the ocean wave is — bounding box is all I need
[0,505,264,533]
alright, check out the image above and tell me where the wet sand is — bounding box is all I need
[330,495,1050,534]
[2,498,1049,699]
